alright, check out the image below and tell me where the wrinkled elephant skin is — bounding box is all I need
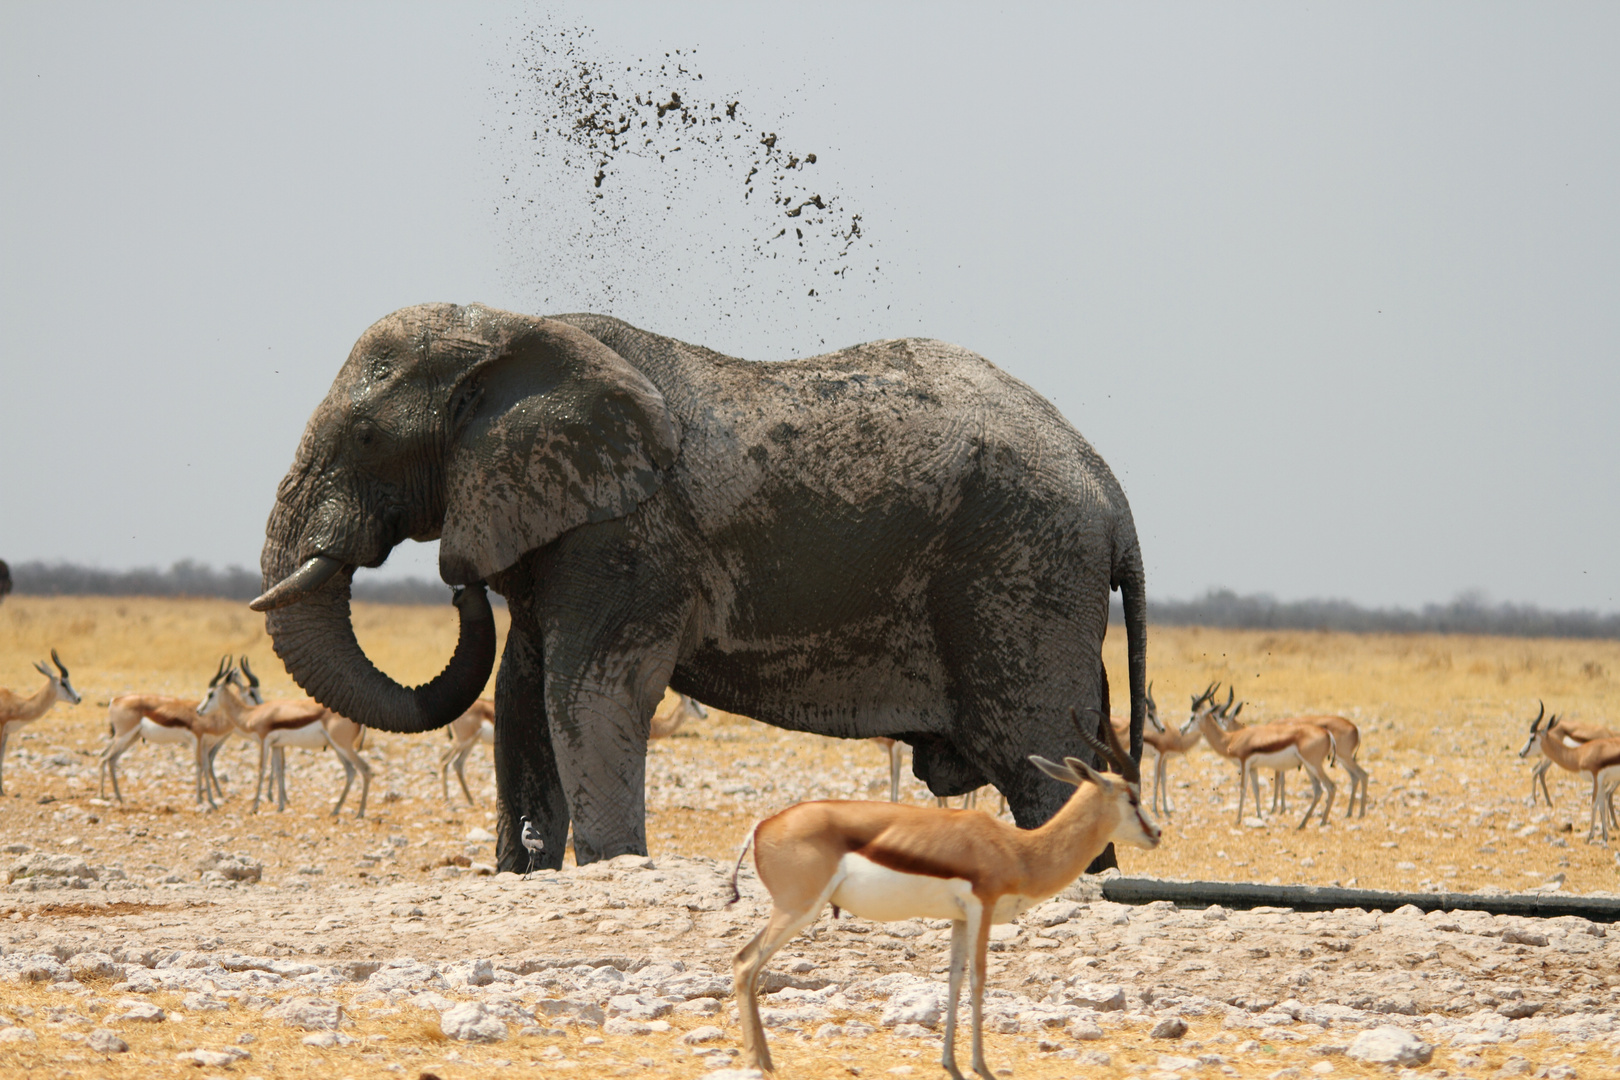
[258,304,1148,870]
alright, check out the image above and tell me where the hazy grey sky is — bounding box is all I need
[3,2,1616,612]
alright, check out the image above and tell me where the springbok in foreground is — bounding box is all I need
[440,699,494,805]
[651,693,708,739]
[1196,705,1337,827]
[100,656,264,806]
[729,702,1159,1080]
[197,668,372,817]
[0,650,81,795]
[1524,706,1620,843]
[1519,701,1616,808]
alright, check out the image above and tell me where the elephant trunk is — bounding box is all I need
[261,562,495,734]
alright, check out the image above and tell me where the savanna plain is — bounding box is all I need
[1,596,1617,1080]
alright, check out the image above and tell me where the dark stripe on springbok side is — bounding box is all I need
[855,841,974,882]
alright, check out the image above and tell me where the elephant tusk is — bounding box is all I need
[250,555,345,612]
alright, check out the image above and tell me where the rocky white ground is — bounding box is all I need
[3,850,1619,1079]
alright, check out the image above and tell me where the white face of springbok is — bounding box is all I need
[1030,754,1162,851]
[1144,683,1166,734]
[1518,702,1549,759]
[1179,686,1219,737]
[229,669,265,706]
[196,671,235,717]
[33,651,81,706]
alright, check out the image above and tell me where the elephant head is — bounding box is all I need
[253,303,679,733]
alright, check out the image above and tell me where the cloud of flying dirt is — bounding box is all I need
[491,19,884,352]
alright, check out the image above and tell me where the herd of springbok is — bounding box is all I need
[0,652,711,817]
[0,650,1614,842]
[873,685,1619,843]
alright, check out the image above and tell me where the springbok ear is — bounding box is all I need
[439,317,679,584]
[1061,754,1112,790]
[1030,754,1085,787]
[34,661,53,678]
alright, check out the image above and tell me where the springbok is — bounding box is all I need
[1523,706,1620,843]
[728,703,1159,1080]
[100,656,264,806]
[440,698,495,805]
[868,737,991,810]
[1118,682,1211,817]
[1198,687,1326,818]
[651,693,708,739]
[1518,701,1616,808]
[0,650,81,795]
[197,669,372,817]
[870,736,905,801]
[1195,705,1337,828]
[1232,706,1369,819]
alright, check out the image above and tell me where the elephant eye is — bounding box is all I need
[352,418,383,453]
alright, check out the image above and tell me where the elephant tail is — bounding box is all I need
[726,826,757,905]
[1115,542,1149,765]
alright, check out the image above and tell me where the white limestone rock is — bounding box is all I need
[880,987,943,1029]
[439,1001,507,1043]
[114,1001,167,1023]
[87,1028,129,1054]
[1057,981,1127,1011]
[193,852,262,883]
[1347,1025,1433,1067]
[268,998,344,1031]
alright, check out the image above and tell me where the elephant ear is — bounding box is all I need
[439,318,679,584]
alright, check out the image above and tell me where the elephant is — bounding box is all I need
[253,303,1148,872]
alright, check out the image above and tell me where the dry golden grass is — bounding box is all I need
[4,596,1618,894]
[0,594,510,703]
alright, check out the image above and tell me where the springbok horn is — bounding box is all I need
[240,655,259,688]
[51,649,69,678]
[1530,700,1545,733]
[250,554,344,612]
[1070,706,1116,769]
[1072,707,1141,786]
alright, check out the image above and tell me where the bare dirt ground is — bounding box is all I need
[1,597,1618,1079]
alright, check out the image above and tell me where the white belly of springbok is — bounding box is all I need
[829,853,1036,925]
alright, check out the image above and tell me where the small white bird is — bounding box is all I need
[520,815,546,878]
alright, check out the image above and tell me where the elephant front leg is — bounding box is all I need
[494,627,570,872]
[546,682,654,864]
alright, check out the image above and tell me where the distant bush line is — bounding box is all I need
[5,560,456,607]
[5,562,1612,637]
[1111,588,1620,640]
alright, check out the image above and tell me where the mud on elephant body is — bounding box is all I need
[256,304,1149,870]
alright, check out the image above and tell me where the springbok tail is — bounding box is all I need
[727,827,757,905]
[1327,731,1338,769]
